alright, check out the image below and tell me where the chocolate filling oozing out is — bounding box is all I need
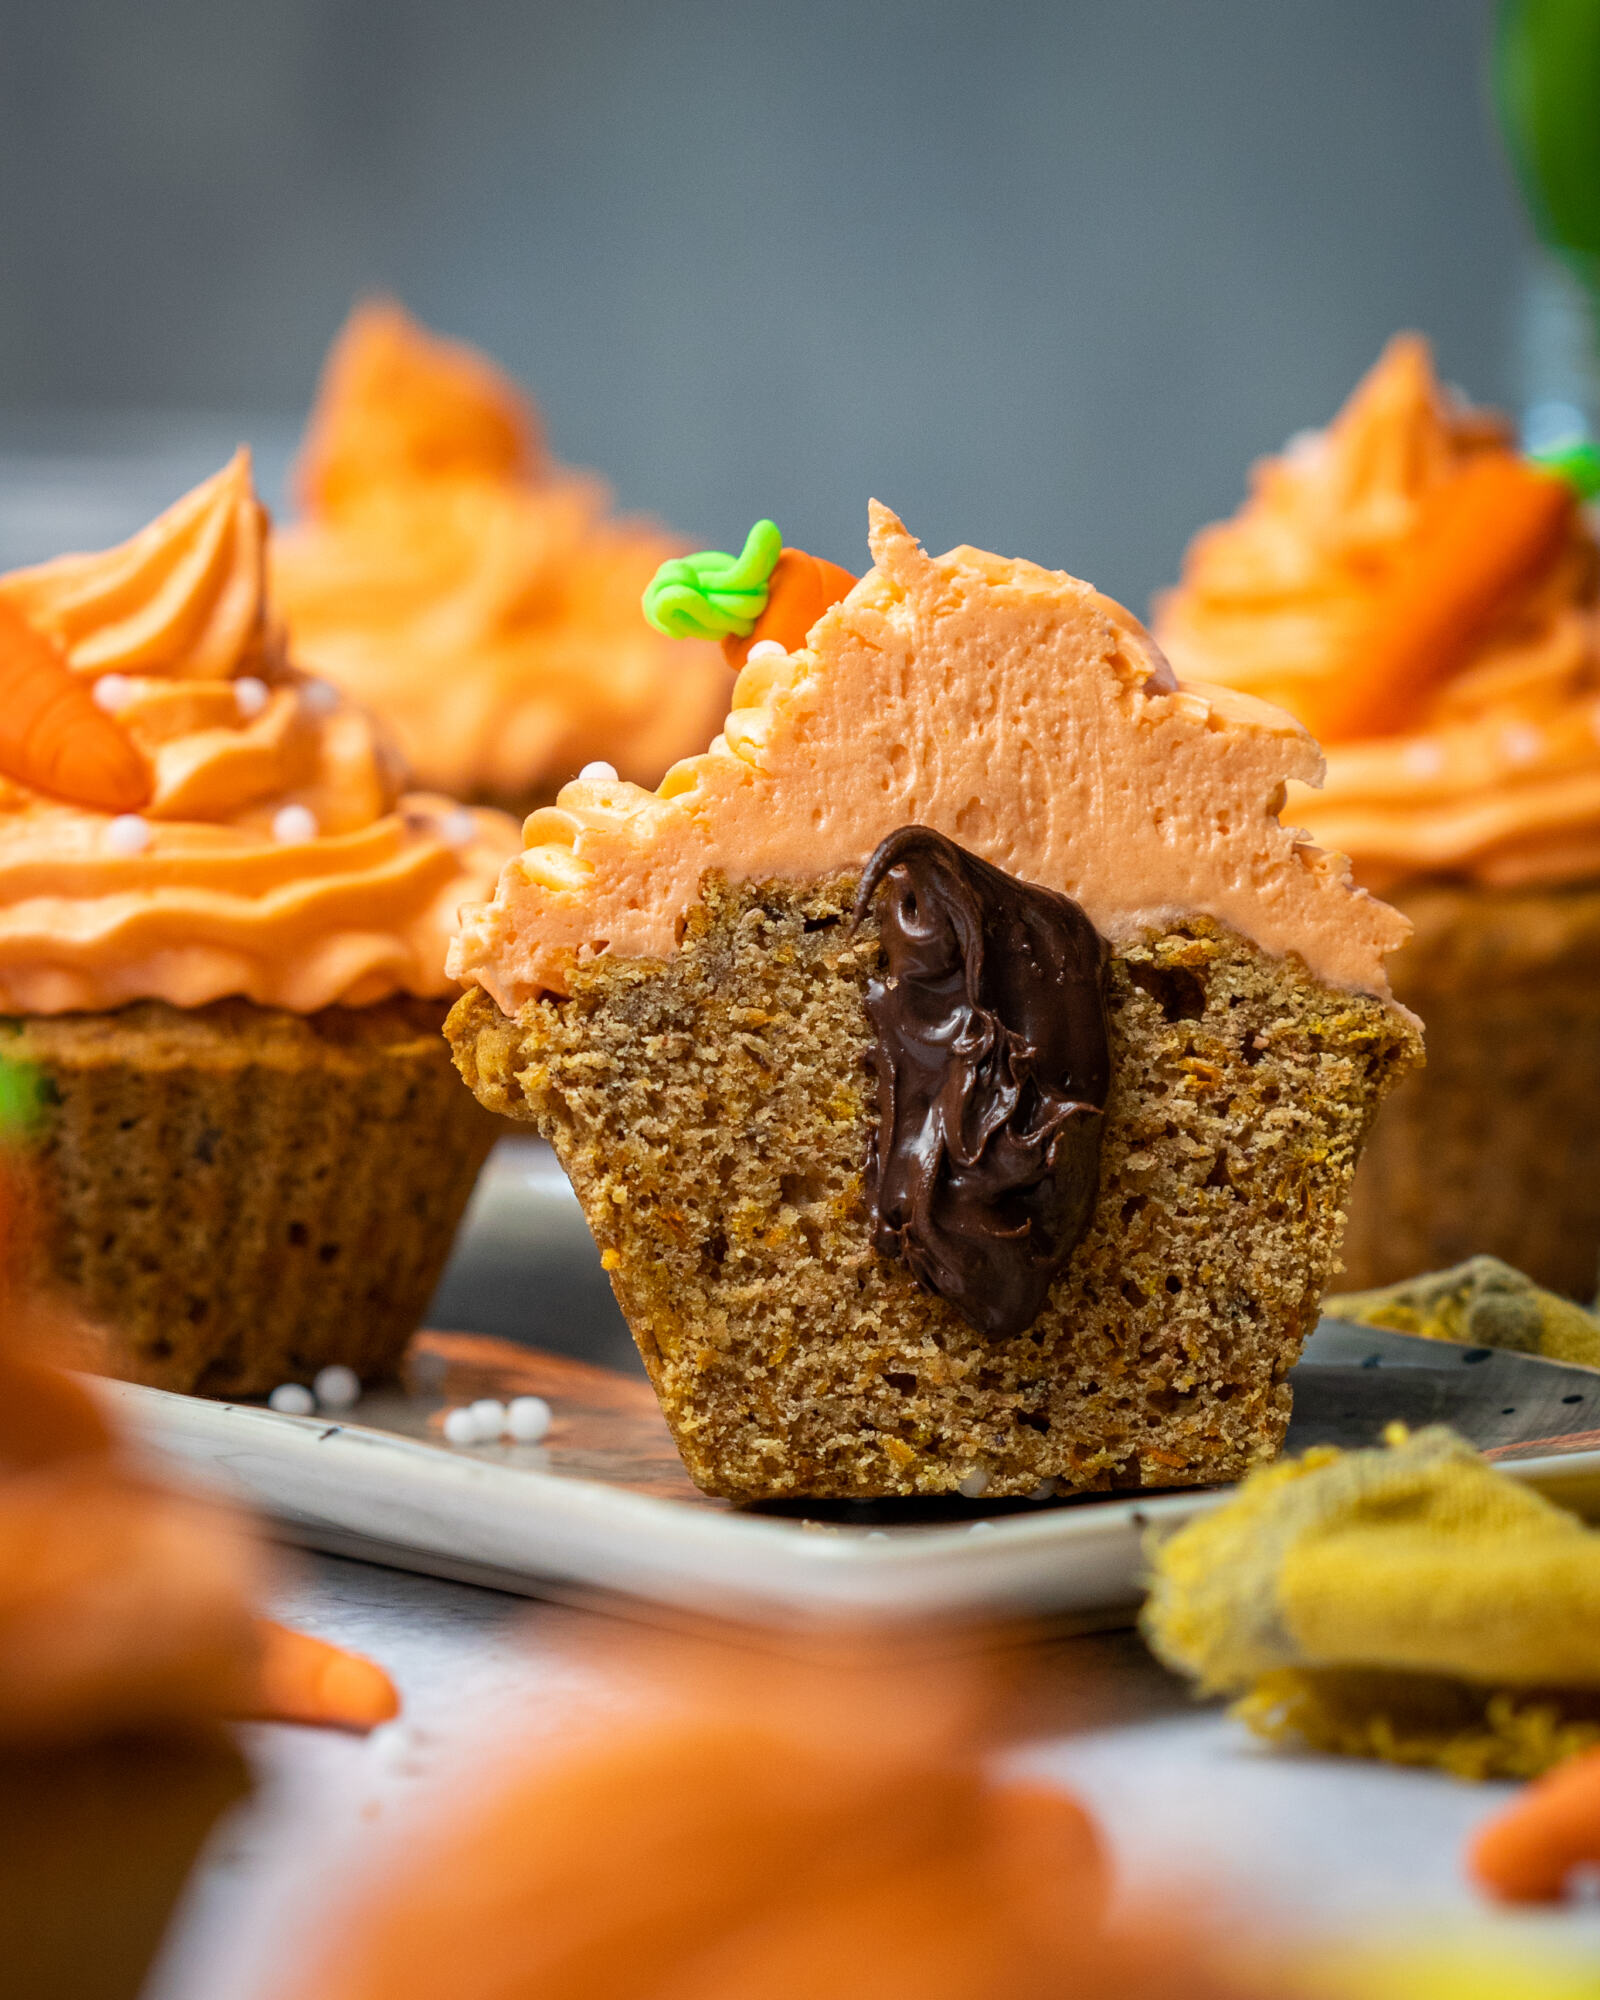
[853,825,1111,1341]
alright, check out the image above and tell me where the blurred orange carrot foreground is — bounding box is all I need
[1469,1745,1600,1902]
[245,1621,400,1733]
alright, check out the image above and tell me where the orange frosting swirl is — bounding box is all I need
[1154,334,1600,891]
[0,449,516,1015]
[272,303,732,807]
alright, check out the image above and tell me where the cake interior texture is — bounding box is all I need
[450,875,1420,1501]
[1,996,499,1395]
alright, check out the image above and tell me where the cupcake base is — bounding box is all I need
[448,875,1418,1502]
[1338,879,1600,1300]
[2,996,498,1395]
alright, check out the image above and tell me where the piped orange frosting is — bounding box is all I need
[1153,335,1600,891]
[272,302,731,806]
[3,443,274,683]
[0,450,516,1015]
[450,504,1410,1012]
[293,299,541,513]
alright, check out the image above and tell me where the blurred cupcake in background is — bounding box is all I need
[272,301,732,816]
[1155,334,1600,1294]
[0,449,518,1393]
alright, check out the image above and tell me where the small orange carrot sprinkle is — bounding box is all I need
[1304,454,1574,743]
[241,1619,400,1732]
[723,548,857,668]
[1468,1745,1600,1901]
[0,598,151,811]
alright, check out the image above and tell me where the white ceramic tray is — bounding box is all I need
[102,1319,1600,1633]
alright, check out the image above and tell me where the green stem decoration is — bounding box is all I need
[642,519,783,643]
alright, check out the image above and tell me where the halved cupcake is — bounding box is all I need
[448,506,1419,1502]
[0,450,518,1394]
[272,301,732,816]
[1155,335,1600,1294]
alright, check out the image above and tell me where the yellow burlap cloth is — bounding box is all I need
[1142,1425,1600,1778]
[1326,1256,1600,1370]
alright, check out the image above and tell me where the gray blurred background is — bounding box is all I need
[0,0,1563,615]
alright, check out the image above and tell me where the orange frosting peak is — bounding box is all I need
[451,504,1410,1011]
[1,448,270,684]
[0,456,518,1014]
[295,299,541,515]
[274,305,731,807]
[1154,335,1600,891]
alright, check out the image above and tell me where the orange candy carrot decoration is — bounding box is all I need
[0,597,150,811]
[642,519,856,668]
[245,1620,400,1732]
[241,1619,400,1733]
[725,545,859,669]
[1304,453,1575,744]
[1469,1745,1600,1901]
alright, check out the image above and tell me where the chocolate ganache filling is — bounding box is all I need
[853,826,1110,1341]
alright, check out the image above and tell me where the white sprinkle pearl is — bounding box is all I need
[746,640,787,662]
[300,679,341,715]
[313,1363,360,1410]
[577,761,618,784]
[93,673,135,713]
[957,1467,991,1499]
[1029,1479,1057,1502]
[506,1395,551,1443]
[234,675,270,718]
[268,1382,315,1416]
[469,1397,508,1440]
[370,1721,412,1772]
[442,1406,479,1447]
[968,1519,997,1535]
[440,807,478,848]
[104,814,152,856]
[272,804,319,844]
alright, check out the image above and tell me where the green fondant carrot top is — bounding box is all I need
[642,519,782,642]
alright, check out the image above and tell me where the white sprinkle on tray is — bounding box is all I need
[439,1394,553,1448]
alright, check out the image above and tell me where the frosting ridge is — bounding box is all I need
[450,505,1409,1009]
[1154,335,1600,890]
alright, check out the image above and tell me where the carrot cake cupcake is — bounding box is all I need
[446,505,1419,1502]
[0,450,517,1394]
[1156,334,1600,1294]
[271,302,732,815]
